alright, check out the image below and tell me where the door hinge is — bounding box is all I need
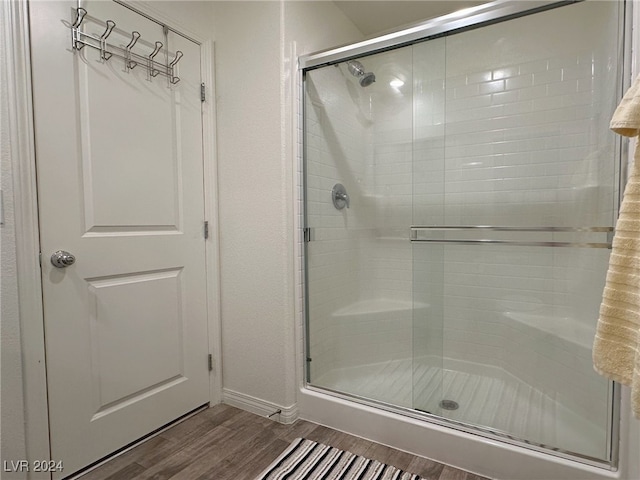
[200,83,206,102]
[303,227,313,243]
[204,220,209,239]
[39,251,42,267]
[208,354,213,372]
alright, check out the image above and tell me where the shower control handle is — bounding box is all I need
[332,184,350,210]
[335,191,350,208]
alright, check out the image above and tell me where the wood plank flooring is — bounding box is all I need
[78,404,491,480]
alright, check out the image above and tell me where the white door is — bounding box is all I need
[29,1,210,477]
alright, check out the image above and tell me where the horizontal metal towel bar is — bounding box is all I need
[411,226,614,232]
[410,226,613,249]
[410,239,612,248]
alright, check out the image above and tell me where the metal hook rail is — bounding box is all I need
[71,7,183,84]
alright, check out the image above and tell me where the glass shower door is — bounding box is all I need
[410,0,621,461]
[304,46,434,409]
[304,0,622,465]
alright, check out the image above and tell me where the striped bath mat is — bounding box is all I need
[255,438,423,480]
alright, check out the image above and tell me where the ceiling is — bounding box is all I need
[334,1,487,37]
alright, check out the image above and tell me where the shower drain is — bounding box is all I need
[439,399,459,411]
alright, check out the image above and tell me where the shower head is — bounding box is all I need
[359,72,376,88]
[346,60,376,87]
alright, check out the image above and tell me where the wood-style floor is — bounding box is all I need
[79,404,491,480]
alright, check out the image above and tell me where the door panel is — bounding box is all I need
[29,1,209,477]
[87,268,185,412]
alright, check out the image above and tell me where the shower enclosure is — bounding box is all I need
[302,0,627,468]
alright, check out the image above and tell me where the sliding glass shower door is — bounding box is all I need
[410,2,620,461]
[305,45,429,408]
[304,0,624,464]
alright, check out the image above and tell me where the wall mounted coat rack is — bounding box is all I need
[71,7,183,84]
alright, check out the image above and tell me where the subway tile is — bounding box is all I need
[448,94,493,112]
[517,84,548,101]
[546,80,579,97]
[533,69,562,86]
[446,74,468,88]
[502,100,534,117]
[479,79,505,95]
[466,70,492,84]
[492,67,519,80]
[561,63,592,81]
[455,83,480,98]
[491,90,519,105]
[505,74,534,91]
[577,78,595,93]
[519,59,549,75]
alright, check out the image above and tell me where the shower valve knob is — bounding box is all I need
[332,184,350,210]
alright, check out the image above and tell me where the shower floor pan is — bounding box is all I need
[313,358,606,460]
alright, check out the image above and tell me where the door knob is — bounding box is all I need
[51,250,76,268]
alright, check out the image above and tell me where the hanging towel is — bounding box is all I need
[593,74,640,419]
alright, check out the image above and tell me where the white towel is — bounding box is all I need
[593,74,640,419]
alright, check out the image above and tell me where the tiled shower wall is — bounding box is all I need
[306,0,620,420]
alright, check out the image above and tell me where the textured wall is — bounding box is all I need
[213,1,362,408]
[1,8,28,470]
[212,1,287,406]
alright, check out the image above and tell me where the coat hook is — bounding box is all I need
[71,7,87,50]
[72,7,87,28]
[125,31,141,69]
[148,41,163,77]
[99,20,116,60]
[100,20,116,40]
[169,51,183,84]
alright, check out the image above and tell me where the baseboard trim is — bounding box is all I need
[222,389,298,424]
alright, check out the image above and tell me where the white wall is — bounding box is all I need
[1,6,28,471]
[212,1,288,408]
[212,1,363,411]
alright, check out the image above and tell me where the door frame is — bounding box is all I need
[3,0,222,474]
